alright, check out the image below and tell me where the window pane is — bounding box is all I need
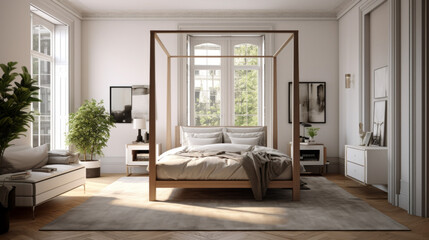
[40,60,50,87]
[234,69,258,126]
[194,43,221,66]
[32,58,39,84]
[194,69,221,126]
[40,87,51,115]
[32,25,39,52]
[32,116,39,147]
[39,26,51,55]
[40,115,50,135]
[234,43,259,66]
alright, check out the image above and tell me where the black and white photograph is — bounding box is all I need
[372,100,386,146]
[288,82,326,123]
[374,66,388,99]
[132,85,150,120]
[110,86,132,123]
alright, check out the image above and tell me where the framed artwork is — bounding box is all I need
[374,66,388,99]
[110,86,132,123]
[288,82,326,123]
[372,100,387,146]
[363,132,373,146]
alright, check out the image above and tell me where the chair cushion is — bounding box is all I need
[1,144,49,174]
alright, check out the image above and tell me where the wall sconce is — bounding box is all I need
[345,74,351,88]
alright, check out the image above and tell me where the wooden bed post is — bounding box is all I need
[149,31,157,201]
[273,57,278,149]
[166,57,172,150]
[292,32,301,201]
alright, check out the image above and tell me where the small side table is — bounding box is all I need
[125,143,160,176]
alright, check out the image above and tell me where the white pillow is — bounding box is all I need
[187,143,253,153]
[184,132,222,146]
[1,144,49,174]
[224,127,265,145]
[230,137,260,145]
[181,127,223,146]
[188,137,221,145]
[226,132,264,146]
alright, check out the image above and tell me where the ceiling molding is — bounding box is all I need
[51,0,347,21]
[81,11,337,21]
[336,0,362,19]
[52,0,83,19]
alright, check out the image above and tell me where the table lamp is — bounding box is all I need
[300,122,312,141]
[133,118,146,142]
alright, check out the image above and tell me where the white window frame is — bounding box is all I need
[31,14,54,149]
[31,12,69,150]
[188,36,263,126]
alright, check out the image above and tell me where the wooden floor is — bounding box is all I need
[3,174,429,240]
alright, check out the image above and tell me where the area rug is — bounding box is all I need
[41,177,408,231]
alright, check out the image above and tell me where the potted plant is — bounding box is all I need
[0,62,40,165]
[66,99,115,178]
[306,127,320,142]
[0,62,39,233]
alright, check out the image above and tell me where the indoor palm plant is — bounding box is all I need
[66,99,115,178]
[0,62,39,233]
[0,62,40,165]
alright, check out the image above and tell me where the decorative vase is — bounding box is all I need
[309,136,315,142]
[79,160,101,178]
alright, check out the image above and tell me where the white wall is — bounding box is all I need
[338,0,413,212]
[338,4,361,159]
[399,0,410,211]
[0,0,32,146]
[81,19,339,173]
[369,2,389,145]
[0,0,81,147]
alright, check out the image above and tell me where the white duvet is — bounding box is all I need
[156,144,293,180]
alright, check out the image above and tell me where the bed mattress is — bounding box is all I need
[156,144,292,180]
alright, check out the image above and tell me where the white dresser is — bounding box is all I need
[344,145,388,184]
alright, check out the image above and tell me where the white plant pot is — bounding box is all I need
[79,160,101,178]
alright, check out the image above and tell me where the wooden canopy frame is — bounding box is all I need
[149,30,300,201]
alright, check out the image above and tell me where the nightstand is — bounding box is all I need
[125,143,160,176]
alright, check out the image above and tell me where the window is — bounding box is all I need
[188,36,263,126]
[31,12,69,150]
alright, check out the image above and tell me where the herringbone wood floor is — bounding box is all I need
[2,174,429,240]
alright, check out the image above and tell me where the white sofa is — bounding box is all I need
[0,164,85,218]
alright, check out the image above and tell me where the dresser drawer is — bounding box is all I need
[346,148,365,166]
[346,161,365,182]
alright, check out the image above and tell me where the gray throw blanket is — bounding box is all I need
[176,148,291,200]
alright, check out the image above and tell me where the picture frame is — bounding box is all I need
[372,100,387,146]
[110,86,132,123]
[363,132,373,146]
[374,66,388,99]
[132,85,150,120]
[288,82,326,123]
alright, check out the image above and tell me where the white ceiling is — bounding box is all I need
[55,0,355,19]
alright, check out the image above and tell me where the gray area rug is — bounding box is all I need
[41,177,408,231]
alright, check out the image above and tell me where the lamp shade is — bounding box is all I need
[133,118,146,130]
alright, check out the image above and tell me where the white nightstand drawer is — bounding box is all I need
[346,148,365,166]
[347,161,365,182]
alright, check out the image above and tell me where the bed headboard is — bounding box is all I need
[174,126,268,148]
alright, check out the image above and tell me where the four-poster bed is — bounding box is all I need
[149,30,300,201]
